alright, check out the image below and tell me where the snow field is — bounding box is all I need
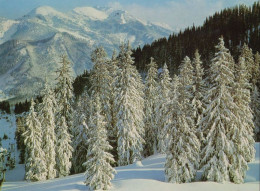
[0,113,19,162]
[2,143,260,191]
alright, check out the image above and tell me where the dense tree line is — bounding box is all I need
[72,70,91,98]
[132,2,260,75]
[14,96,42,114]
[0,101,10,114]
[15,116,26,164]
[18,37,259,189]
[80,39,257,185]
[14,70,90,114]
[22,55,74,181]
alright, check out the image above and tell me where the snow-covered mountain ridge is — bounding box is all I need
[0,6,172,102]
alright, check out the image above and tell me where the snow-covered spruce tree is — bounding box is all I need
[56,116,73,177]
[165,105,200,183]
[83,97,115,190]
[241,44,255,83]
[71,94,89,174]
[144,57,158,156]
[178,56,199,149]
[156,63,172,154]
[251,85,260,141]
[252,52,260,87]
[90,47,114,139]
[107,50,120,162]
[56,55,74,135]
[38,82,57,179]
[73,115,88,173]
[78,90,91,124]
[55,55,74,177]
[252,52,260,141]
[90,46,111,98]
[90,47,115,128]
[178,56,195,123]
[171,74,180,111]
[90,46,120,164]
[192,50,206,138]
[114,42,145,166]
[200,37,236,182]
[23,99,47,181]
[165,57,200,183]
[229,57,255,183]
[240,47,260,141]
[107,49,119,75]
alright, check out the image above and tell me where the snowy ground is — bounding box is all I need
[0,113,16,150]
[0,113,23,182]
[0,113,19,165]
[1,113,260,191]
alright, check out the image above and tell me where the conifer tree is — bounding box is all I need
[241,44,254,83]
[83,97,115,190]
[144,57,158,156]
[55,55,74,177]
[200,37,236,182]
[251,86,260,141]
[23,99,47,181]
[90,47,120,163]
[165,58,200,183]
[108,50,120,159]
[178,56,195,126]
[192,50,206,138]
[252,52,260,141]
[156,63,172,154]
[114,42,145,166]
[252,52,260,87]
[56,116,73,177]
[73,116,88,173]
[230,57,255,183]
[179,56,194,90]
[90,46,113,140]
[71,96,89,173]
[56,55,74,135]
[39,83,56,179]
[165,102,200,183]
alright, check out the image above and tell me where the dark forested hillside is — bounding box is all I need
[132,2,260,74]
[72,70,91,98]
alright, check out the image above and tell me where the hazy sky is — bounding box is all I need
[0,0,257,30]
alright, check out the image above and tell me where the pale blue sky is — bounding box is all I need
[0,0,257,30]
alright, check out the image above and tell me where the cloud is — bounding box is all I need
[107,0,255,31]
[107,2,123,10]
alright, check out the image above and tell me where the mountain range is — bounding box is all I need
[0,6,171,102]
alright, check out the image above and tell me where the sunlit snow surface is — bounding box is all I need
[1,114,259,191]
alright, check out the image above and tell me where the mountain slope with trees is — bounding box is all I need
[132,2,260,75]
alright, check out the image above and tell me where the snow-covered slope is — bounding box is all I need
[28,6,69,18]
[0,34,93,100]
[0,113,16,151]
[0,18,18,44]
[73,7,108,20]
[0,6,171,102]
[1,113,259,190]
[2,139,260,190]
